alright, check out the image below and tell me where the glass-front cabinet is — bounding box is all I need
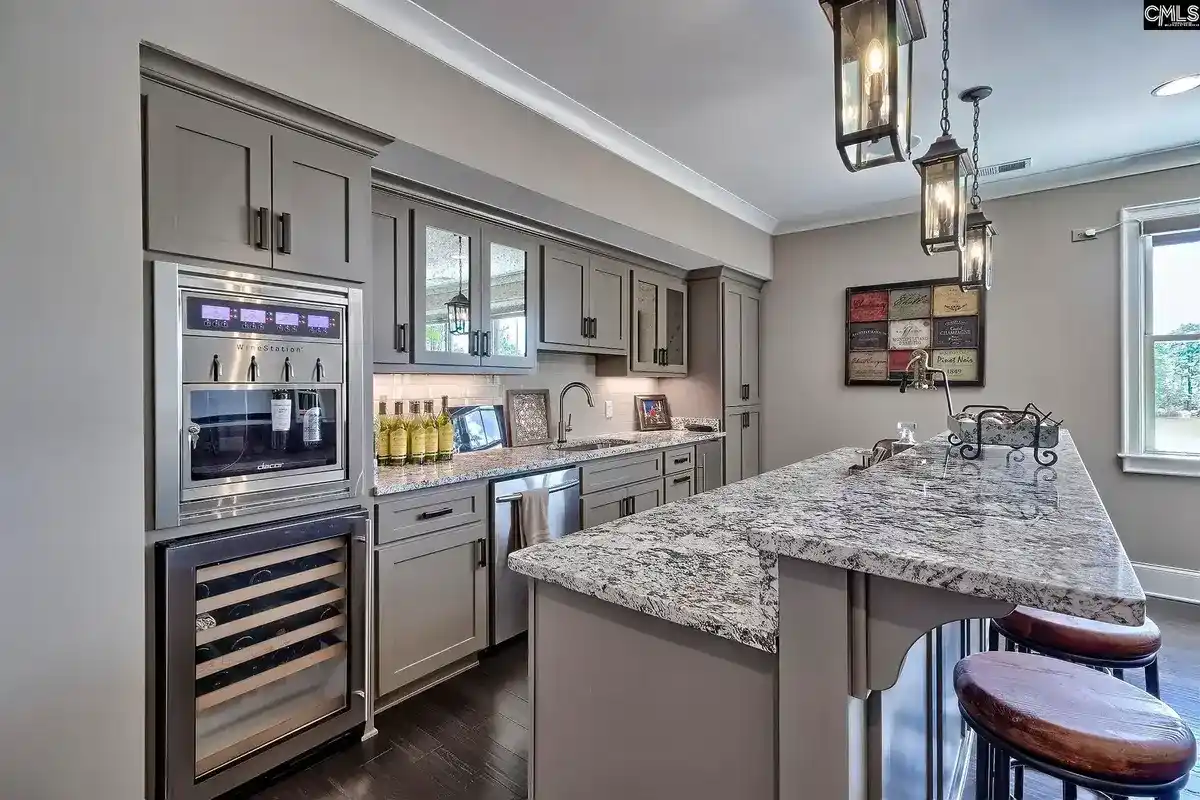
[410,205,537,369]
[630,268,687,375]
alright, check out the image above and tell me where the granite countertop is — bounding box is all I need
[373,428,725,496]
[507,429,1145,654]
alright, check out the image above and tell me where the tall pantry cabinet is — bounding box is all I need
[671,267,764,484]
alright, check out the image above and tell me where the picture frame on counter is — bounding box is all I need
[634,394,673,431]
[845,277,986,387]
[504,389,552,447]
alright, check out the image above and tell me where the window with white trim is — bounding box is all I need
[1120,198,1200,477]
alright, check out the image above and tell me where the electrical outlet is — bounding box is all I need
[604,400,614,419]
[1071,228,1098,243]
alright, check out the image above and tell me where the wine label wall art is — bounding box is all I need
[845,277,986,387]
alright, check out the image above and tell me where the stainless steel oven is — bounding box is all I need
[156,509,368,800]
[154,262,365,529]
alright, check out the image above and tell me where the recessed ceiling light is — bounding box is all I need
[1152,74,1200,97]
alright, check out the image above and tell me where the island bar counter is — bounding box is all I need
[508,430,1145,800]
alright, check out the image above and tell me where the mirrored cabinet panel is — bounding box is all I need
[413,207,480,366]
[627,268,686,375]
[662,281,687,372]
[633,273,661,371]
[481,226,538,369]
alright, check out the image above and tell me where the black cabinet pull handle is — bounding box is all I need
[743,412,749,429]
[248,355,259,382]
[210,354,222,381]
[395,323,407,353]
[673,476,690,485]
[477,539,488,568]
[254,207,269,250]
[673,456,689,464]
[278,212,292,254]
[469,330,479,355]
[589,317,597,338]
[482,331,490,357]
[283,357,293,382]
[418,507,454,520]
[652,347,659,365]
[582,317,588,338]
[315,358,324,382]
[662,348,668,365]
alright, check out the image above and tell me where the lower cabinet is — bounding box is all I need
[579,476,665,526]
[375,520,488,698]
[664,471,694,503]
[724,408,761,484]
[695,439,725,493]
[628,478,664,514]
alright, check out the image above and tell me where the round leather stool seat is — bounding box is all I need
[995,606,1161,661]
[955,651,1195,787]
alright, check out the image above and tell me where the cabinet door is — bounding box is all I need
[480,225,538,369]
[628,478,663,514]
[143,81,273,267]
[371,191,411,365]
[742,410,761,480]
[271,129,370,282]
[741,292,761,405]
[723,286,745,406]
[664,472,694,503]
[412,206,482,366]
[588,258,628,352]
[376,522,488,698]
[724,410,745,484]
[581,486,626,529]
[541,245,588,347]
[631,270,661,372]
[660,278,688,374]
[696,439,725,493]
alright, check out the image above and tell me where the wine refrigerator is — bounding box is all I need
[156,509,368,800]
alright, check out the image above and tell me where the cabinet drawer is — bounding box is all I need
[580,451,663,495]
[375,482,486,546]
[664,471,695,503]
[663,446,695,475]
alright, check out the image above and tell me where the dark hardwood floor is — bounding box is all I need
[251,599,1200,800]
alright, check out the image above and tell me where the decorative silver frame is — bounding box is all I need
[504,389,552,447]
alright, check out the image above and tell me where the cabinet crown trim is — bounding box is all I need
[140,44,394,157]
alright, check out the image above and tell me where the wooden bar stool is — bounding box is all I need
[956,651,1195,800]
[991,606,1162,697]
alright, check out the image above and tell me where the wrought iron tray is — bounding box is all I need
[947,403,1063,466]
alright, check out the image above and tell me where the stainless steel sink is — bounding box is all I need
[553,439,636,452]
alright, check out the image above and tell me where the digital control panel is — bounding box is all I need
[185,296,342,339]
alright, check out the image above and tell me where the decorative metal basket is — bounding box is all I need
[947,403,1063,466]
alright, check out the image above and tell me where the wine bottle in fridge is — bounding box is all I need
[270,389,292,451]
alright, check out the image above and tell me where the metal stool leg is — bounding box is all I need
[1013,763,1024,800]
[992,746,1010,800]
[1112,667,1124,681]
[1146,657,1161,698]
[1062,782,1076,800]
[975,731,991,800]
[989,621,1000,652]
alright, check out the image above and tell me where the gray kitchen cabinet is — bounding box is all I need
[724,282,761,407]
[540,245,627,355]
[271,128,371,282]
[375,521,488,698]
[581,486,627,529]
[372,190,411,365]
[664,472,694,503]
[142,78,378,282]
[629,478,664,514]
[631,268,688,375]
[143,80,274,268]
[724,408,761,484]
[695,439,725,493]
[410,205,539,369]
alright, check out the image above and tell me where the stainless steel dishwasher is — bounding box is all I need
[490,468,580,646]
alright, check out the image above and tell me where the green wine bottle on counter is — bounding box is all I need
[437,395,453,462]
[423,401,438,465]
[408,401,425,464]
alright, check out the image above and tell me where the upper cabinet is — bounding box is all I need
[540,245,627,356]
[371,190,412,366]
[142,76,381,283]
[630,269,687,375]
[724,281,761,407]
[409,204,539,370]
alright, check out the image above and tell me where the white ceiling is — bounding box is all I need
[338,0,1200,233]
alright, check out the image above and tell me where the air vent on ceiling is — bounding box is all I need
[977,158,1031,178]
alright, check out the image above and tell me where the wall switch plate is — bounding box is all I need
[604,400,614,419]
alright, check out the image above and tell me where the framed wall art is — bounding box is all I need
[505,389,552,447]
[845,277,986,387]
[634,394,673,431]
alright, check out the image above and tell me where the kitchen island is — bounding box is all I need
[508,430,1144,800]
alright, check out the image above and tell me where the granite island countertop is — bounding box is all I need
[373,428,725,496]
[507,429,1145,653]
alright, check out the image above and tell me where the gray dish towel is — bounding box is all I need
[515,487,552,549]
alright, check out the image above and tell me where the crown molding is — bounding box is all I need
[776,142,1200,235]
[332,0,779,233]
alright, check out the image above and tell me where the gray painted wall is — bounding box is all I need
[0,1,769,796]
[764,164,1200,571]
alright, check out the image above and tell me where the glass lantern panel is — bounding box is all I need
[922,160,958,242]
[838,0,892,138]
[961,225,987,288]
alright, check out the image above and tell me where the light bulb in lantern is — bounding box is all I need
[863,38,886,128]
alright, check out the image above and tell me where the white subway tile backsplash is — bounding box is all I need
[374,353,665,437]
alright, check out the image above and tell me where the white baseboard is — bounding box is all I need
[1133,562,1200,605]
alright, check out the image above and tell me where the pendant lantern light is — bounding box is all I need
[913,0,973,255]
[958,86,996,291]
[446,239,470,335]
[823,0,927,172]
